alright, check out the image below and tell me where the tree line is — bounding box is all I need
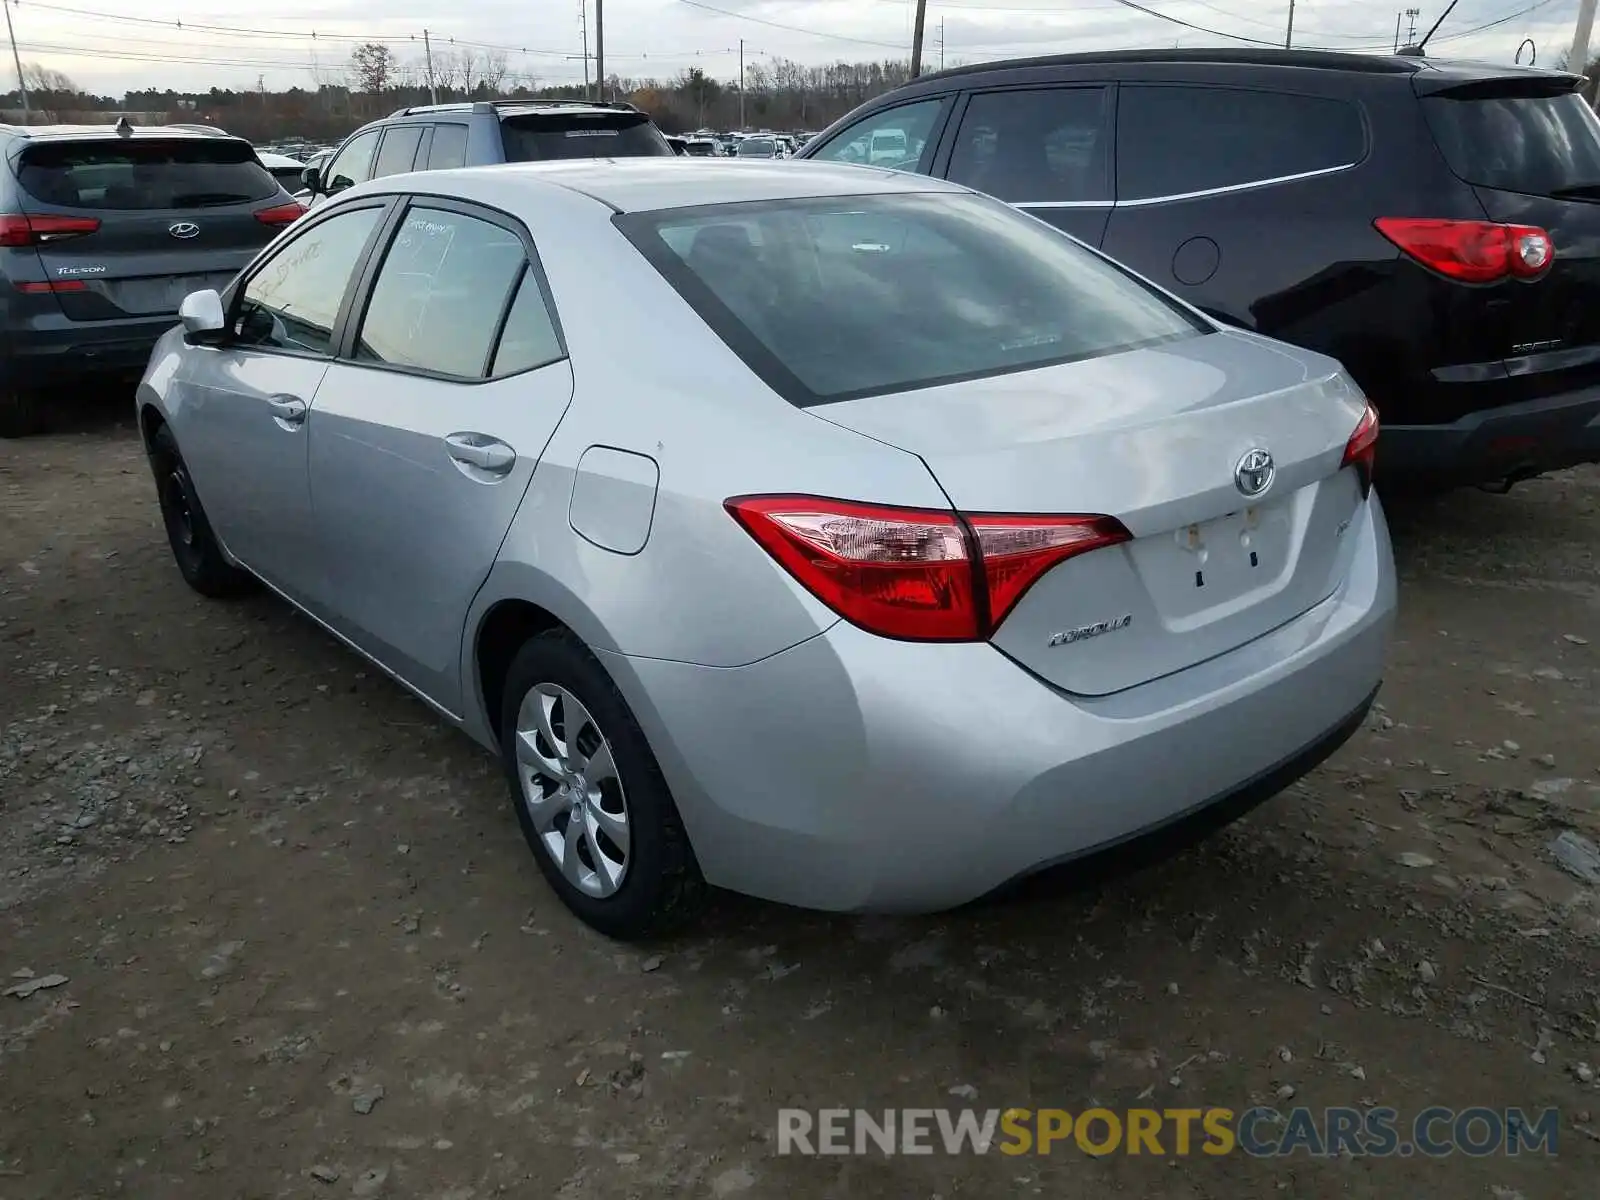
[0,45,935,143]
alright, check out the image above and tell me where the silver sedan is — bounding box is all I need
[135,159,1396,939]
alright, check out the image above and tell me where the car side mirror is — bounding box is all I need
[179,288,227,345]
[300,165,321,193]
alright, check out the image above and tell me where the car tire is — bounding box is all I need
[147,423,254,598]
[0,387,43,438]
[500,630,707,940]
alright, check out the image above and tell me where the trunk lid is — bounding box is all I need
[813,330,1370,695]
[14,136,285,321]
[1418,76,1600,371]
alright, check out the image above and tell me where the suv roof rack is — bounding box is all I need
[388,97,643,118]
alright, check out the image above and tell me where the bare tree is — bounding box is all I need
[21,62,79,95]
[349,43,398,94]
[480,50,510,94]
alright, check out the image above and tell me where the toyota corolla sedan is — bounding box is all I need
[135,159,1396,939]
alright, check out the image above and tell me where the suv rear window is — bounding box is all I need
[17,138,279,210]
[1423,89,1600,195]
[499,112,672,162]
[618,192,1206,407]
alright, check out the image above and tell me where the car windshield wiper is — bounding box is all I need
[1547,182,1600,201]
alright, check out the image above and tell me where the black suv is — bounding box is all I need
[303,98,674,206]
[798,49,1600,490]
[0,120,301,436]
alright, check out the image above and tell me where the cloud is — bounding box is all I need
[8,0,1584,95]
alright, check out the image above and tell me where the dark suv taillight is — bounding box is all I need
[0,213,101,247]
[1375,217,1553,284]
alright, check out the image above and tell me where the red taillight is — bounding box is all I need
[12,279,87,293]
[1374,217,1552,284]
[1342,401,1380,494]
[0,213,101,248]
[253,201,306,226]
[724,495,1131,642]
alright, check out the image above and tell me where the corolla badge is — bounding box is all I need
[1048,614,1132,647]
[1234,448,1275,498]
[168,222,200,239]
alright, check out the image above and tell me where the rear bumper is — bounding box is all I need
[599,495,1396,913]
[1378,385,1600,488]
[1,315,175,389]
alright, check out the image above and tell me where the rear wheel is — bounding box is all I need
[500,630,706,940]
[0,387,43,439]
[147,423,254,598]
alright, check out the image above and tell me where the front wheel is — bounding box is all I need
[500,631,706,940]
[147,423,254,598]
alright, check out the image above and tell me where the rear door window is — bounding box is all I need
[1422,89,1600,195]
[353,206,528,378]
[1116,85,1366,202]
[372,126,425,178]
[946,87,1111,203]
[17,139,278,210]
[426,124,469,170]
[499,113,673,161]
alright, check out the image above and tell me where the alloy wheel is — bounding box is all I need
[514,682,630,898]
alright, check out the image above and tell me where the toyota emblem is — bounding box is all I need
[1234,448,1275,497]
[168,222,200,239]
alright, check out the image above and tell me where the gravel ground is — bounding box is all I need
[2,399,1599,1198]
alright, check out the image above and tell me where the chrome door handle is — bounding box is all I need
[444,432,516,476]
[267,394,307,427]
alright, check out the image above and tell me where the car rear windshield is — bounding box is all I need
[499,113,673,161]
[1422,87,1600,195]
[617,191,1207,407]
[17,138,279,210]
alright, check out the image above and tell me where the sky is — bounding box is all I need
[0,0,1584,97]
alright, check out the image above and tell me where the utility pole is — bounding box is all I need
[423,29,438,104]
[938,18,945,70]
[4,0,29,117]
[1284,0,1295,48]
[738,37,745,130]
[579,0,589,95]
[910,0,928,77]
[1571,0,1597,83]
[594,0,604,101]
[1404,7,1420,46]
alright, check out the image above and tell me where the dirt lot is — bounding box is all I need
[2,400,1599,1199]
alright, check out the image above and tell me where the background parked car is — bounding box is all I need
[735,136,783,159]
[799,49,1600,492]
[0,121,302,436]
[256,150,307,191]
[136,159,1392,937]
[302,98,675,206]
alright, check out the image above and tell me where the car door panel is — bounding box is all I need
[172,202,389,599]
[301,201,574,714]
[305,360,575,711]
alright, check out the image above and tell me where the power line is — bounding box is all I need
[676,0,910,49]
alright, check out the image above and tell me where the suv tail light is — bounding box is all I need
[1374,217,1553,283]
[0,213,101,247]
[1342,401,1380,496]
[724,495,1131,642]
[253,201,306,226]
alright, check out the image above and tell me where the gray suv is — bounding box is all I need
[302,99,674,205]
[0,120,301,436]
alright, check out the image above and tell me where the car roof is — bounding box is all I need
[410,159,966,213]
[0,122,243,142]
[911,46,1581,87]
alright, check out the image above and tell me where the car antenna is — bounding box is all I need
[1396,0,1459,57]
